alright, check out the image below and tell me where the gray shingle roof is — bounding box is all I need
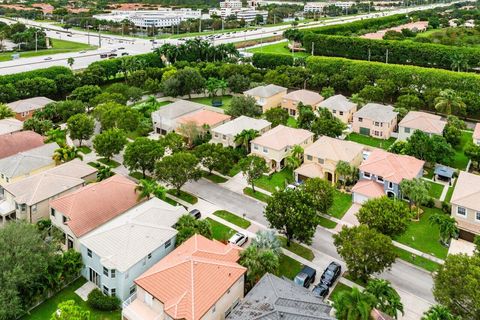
[353,103,397,122]
[152,100,205,120]
[244,84,287,98]
[212,115,271,136]
[319,94,357,112]
[7,96,54,113]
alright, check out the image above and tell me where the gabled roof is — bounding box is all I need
[354,103,397,122]
[251,125,313,150]
[283,89,324,106]
[3,159,96,206]
[135,234,246,320]
[319,94,357,112]
[352,180,385,198]
[212,115,271,136]
[359,150,424,184]
[0,131,44,159]
[294,162,324,179]
[0,118,23,136]
[244,84,287,98]
[152,100,205,121]
[80,198,186,272]
[50,174,140,237]
[473,123,480,141]
[398,111,446,135]
[0,142,58,179]
[227,273,333,320]
[304,136,363,164]
[451,171,480,211]
[176,109,231,127]
[7,96,54,113]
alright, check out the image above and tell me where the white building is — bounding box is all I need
[236,8,268,22]
[220,0,243,9]
[304,2,327,12]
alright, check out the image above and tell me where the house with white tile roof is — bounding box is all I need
[244,84,287,113]
[397,111,446,141]
[211,116,271,147]
[319,94,357,124]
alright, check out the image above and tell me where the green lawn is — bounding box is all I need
[426,181,445,199]
[206,218,236,242]
[0,39,95,62]
[255,169,293,193]
[213,210,251,229]
[243,187,272,203]
[444,177,457,203]
[189,95,232,111]
[21,278,121,320]
[203,171,228,183]
[394,247,441,272]
[246,41,310,58]
[328,282,352,302]
[166,189,198,204]
[97,158,120,168]
[278,236,315,261]
[277,253,303,280]
[319,216,337,229]
[451,131,472,170]
[77,146,91,154]
[329,190,352,219]
[164,197,180,207]
[394,207,448,259]
[346,133,396,150]
[287,116,298,128]
[228,164,242,177]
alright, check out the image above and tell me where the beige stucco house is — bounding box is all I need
[250,125,314,172]
[243,84,287,113]
[281,89,324,117]
[294,136,364,184]
[211,116,271,147]
[352,103,398,139]
[318,94,357,124]
[473,123,480,145]
[397,111,446,141]
[450,171,480,242]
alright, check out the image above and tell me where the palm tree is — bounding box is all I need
[0,103,14,120]
[67,57,75,69]
[135,179,166,201]
[45,128,67,146]
[251,230,282,256]
[429,213,459,246]
[284,145,304,174]
[239,245,280,287]
[333,287,375,320]
[52,146,83,165]
[450,53,469,72]
[400,178,430,220]
[434,89,466,116]
[234,129,259,153]
[335,160,352,188]
[422,305,460,320]
[96,165,113,182]
[364,279,404,319]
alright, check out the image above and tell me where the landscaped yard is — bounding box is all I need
[167,189,198,204]
[97,158,120,168]
[328,282,352,302]
[329,190,352,219]
[346,133,396,150]
[189,95,232,110]
[444,178,457,203]
[287,116,298,128]
[21,278,121,320]
[394,247,441,272]
[243,187,272,203]
[246,41,310,58]
[319,216,337,229]
[206,218,236,242]
[451,130,472,170]
[77,146,91,154]
[394,207,448,259]
[203,171,228,183]
[255,169,293,193]
[277,253,303,280]
[213,210,251,229]
[278,236,315,261]
[426,181,445,199]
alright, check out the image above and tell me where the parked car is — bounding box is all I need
[228,232,248,247]
[44,57,52,60]
[312,283,329,299]
[320,262,342,287]
[189,209,201,220]
[294,266,316,288]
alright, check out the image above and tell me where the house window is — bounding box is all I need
[125,272,129,279]
[62,215,67,224]
[214,133,219,138]
[50,208,55,217]
[339,111,344,116]
[111,288,116,297]
[404,127,411,133]
[318,158,324,164]
[222,135,226,140]
[253,144,258,150]
[476,212,480,221]
[358,117,363,122]
[374,121,380,126]
[457,207,466,217]
[87,249,92,258]
[111,269,116,278]
[129,285,137,295]
[377,176,384,183]
[263,147,268,153]
[307,155,312,161]
[5,177,8,183]
[289,109,296,116]
[388,181,394,189]
[1,174,3,179]
[103,286,109,295]
[31,205,37,213]
[363,172,371,179]
[148,253,152,259]
[103,267,108,276]
[165,239,172,248]
[332,109,336,114]
[212,304,216,313]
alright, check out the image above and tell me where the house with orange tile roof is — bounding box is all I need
[397,111,446,141]
[473,123,480,145]
[122,234,246,320]
[176,109,231,132]
[450,171,480,242]
[49,174,140,250]
[281,89,324,117]
[352,149,424,204]
[250,125,314,172]
[0,131,44,160]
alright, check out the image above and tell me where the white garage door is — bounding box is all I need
[353,192,369,204]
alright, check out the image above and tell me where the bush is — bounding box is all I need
[442,201,451,213]
[87,288,120,311]
[252,52,294,69]
[424,197,435,208]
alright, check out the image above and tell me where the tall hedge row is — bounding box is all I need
[302,33,480,70]
[252,52,294,69]
[0,66,72,85]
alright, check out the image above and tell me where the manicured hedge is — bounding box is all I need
[87,288,120,311]
[0,66,72,85]
[252,52,294,69]
[302,33,480,70]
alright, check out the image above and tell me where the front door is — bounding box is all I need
[89,268,100,287]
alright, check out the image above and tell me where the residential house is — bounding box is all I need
[250,125,314,172]
[211,116,271,147]
[243,84,287,113]
[352,149,425,204]
[473,123,480,145]
[79,197,186,301]
[294,136,364,184]
[122,234,246,320]
[50,174,140,251]
[0,159,96,225]
[352,103,398,139]
[0,131,44,159]
[0,118,23,136]
[450,171,480,242]
[281,89,324,117]
[318,94,357,123]
[151,100,228,135]
[7,96,54,121]
[397,111,446,141]
[227,273,334,320]
[176,109,231,135]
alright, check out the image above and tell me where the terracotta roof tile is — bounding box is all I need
[352,180,385,198]
[398,111,446,135]
[251,125,313,150]
[283,89,324,106]
[176,109,231,127]
[0,131,44,159]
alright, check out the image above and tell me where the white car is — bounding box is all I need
[228,232,248,247]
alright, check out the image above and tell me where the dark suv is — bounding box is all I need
[320,262,342,287]
[312,283,329,299]
[294,266,316,288]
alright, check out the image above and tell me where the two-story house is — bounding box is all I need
[7,96,54,121]
[294,136,364,184]
[352,149,425,204]
[0,131,44,160]
[49,174,140,250]
[281,89,324,117]
[473,123,480,145]
[122,234,247,320]
[79,197,187,301]
[318,94,357,124]
[397,111,446,141]
[450,171,480,242]
[211,116,271,148]
[250,125,314,172]
[243,84,287,113]
[352,103,398,139]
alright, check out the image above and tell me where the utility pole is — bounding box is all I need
[385,48,389,64]
[199,17,202,33]
[368,48,371,61]
[35,30,38,52]
[311,41,314,55]
[98,25,101,47]
[222,19,224,31]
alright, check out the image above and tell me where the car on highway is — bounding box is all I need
[44,57,52,61]
[118,47,125,50]
[121,52,129,56]
[312,283,329,299]
[228,232,248,247]
[79,50,86,54]
[189,209,201,220]
[108,53,117,57]
[294,266,316,288]
[320,262,342,287]
[100,53,108,58]
[67,34,72,37]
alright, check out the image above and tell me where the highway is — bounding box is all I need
[0,1,468,75]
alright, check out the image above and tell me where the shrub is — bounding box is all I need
[87,288,120,311]
[442,201,451,213]
[424,197,435,208]
[252,53,293,69]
